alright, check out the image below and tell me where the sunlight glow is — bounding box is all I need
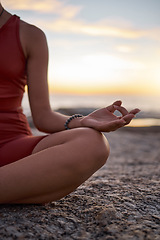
[48,54,149,94]
[6,0,160,95]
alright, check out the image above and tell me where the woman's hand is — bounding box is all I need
[80,100,140,132]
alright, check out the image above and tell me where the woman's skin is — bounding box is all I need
[0,4,140,204]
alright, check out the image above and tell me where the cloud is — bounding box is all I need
[116,45,134,53]
[4,0,82,19]
[146,28,160,41]
[37,18,157,40]
[5,0,160,40]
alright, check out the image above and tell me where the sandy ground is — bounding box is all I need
[0,128,160,240]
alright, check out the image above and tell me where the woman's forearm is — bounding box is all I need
[32,101,140,134]
[33,109,83,133]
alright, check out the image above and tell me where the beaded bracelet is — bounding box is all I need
[64,114,83,130]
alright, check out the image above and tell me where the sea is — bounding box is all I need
[22,93,160,128]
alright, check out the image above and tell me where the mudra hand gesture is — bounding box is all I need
[81,100,140,132]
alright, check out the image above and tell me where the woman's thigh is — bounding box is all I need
[32,128,89,154]
[32,127,109,155]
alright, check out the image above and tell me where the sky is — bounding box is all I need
[4,0,160,95]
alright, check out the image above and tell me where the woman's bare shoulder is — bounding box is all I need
[19,19,47,57]
[20,19,46,40]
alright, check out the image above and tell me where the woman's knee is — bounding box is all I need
[73,127,110,170]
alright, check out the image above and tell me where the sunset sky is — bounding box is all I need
[4,0,160,95]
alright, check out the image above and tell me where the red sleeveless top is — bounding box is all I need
[0,15,32,146]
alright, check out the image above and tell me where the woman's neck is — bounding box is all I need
[0,5,4,20]
[0,6,13,28]
[0,4,3,13]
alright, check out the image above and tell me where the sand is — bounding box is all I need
[0,127,160,240]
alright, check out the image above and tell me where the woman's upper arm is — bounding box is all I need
[25,25,51,124]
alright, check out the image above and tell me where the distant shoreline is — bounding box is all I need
[56,107,160,129]
[55,107,160,119]
[27,106,160,135]
[120,125,160,133]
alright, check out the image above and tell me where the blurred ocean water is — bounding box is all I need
[22,93,160,127]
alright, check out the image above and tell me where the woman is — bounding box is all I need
[0,4,140,204]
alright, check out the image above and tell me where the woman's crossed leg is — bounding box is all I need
[0,128,109,204]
